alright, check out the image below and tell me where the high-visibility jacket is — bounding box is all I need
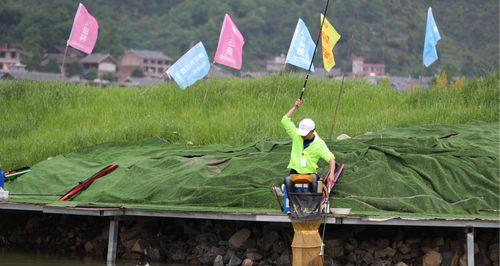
[281,115,335,174]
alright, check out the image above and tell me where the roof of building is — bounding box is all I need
[390,76,433,91]
[41,47,85,66]
[0,43,21,52]
[364,63,386,67]
[45,46,85,56]
[127,50,172,61]
[81,53,116,64]
[1,70,70,82]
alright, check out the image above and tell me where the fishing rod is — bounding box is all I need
[298,0,331,100]
[60,164,119,201]
[328,34,354,141]
[2,166,31,182]
[10,193,62,197]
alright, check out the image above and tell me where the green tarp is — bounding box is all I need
[5,122,499,219]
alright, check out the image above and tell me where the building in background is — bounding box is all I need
[0,44,21,72]
[266,54,286,72]
[389,76,433,91]
[40,46,85,75]
[80,53,117,80]
[119,50,172,82]
[1,69,69,82]
[352,56,385,77]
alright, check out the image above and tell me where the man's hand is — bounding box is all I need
[286,99,303,118]
[327,160,336,190]
[294,99,302,108]
[327,172,335,183]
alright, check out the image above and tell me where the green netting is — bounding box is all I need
[5,122,499,219]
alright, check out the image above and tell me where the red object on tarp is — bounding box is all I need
[59,164,118,201]
[321,163,345,206]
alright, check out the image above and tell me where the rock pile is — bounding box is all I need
[0,213,498,266]
[116,219,293,265]
[321,226,499,266]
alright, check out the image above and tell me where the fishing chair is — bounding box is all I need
[290,174,318,193]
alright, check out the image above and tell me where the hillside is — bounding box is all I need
[0,74,498,169]
[0,0,498,76]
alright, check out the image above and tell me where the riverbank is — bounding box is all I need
[0,213,498,265]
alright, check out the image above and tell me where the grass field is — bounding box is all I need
[0,73,498,169]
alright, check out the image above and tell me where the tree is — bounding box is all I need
[102,73,116,82]
[85,67,98,80]
[1,0,498,75]
[435,71,449,90]
[40,59,60,73]
[21,26,43,70]
[66,62,83,77]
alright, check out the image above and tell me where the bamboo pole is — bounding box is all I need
[60,45,69,76]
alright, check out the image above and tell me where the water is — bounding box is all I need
[0,249,184,266]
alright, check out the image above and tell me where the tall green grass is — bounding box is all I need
[0,74,498,169]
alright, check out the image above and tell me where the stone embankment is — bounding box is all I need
[0,213,498,265]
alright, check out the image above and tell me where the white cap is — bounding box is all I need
[296,118,315,136]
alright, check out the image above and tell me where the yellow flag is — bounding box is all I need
[320,14,341,72]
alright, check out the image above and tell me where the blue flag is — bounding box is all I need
[285,18,315,72]
[423,7,441,67]
[167,42,211,89]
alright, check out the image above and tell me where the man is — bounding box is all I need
[281,99,336,213]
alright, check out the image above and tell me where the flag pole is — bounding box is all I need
[298,0,331,100]
[60,45,69,75]
[419,64,424,88]
[328,34,354,142]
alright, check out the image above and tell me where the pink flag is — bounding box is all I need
[214,14,245,70]
[67,3,99,54]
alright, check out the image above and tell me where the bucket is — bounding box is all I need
[291,219,323,266]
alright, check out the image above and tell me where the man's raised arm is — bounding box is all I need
[286,99,302,118]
